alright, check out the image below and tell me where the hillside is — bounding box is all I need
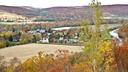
[0,43,82,61]
[0,4,128,24]
[0,5,39,17]
[0,5,128,18]
[0,12,27,22]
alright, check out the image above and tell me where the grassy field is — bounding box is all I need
[0,43,83,62]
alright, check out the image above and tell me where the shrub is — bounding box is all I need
[8,42,20,46]
[0,55,6,72]
[114,37,128,72]
[0,42,6,49]
[113,24,128,72]
[5,50,92,72]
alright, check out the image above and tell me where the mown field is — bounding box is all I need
[0,43,83,62]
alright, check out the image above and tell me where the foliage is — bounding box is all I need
[3,50,93,72]
[34,33,42,41]
[20,32,34,44]
[8,42,20,46]
[0,0,121,72]
[3,31,13,39]
[0,42,6,49]
[34,18,56,22]
[2,47,117,72]
[0,55,6,72]
[114,41,128,72]
[80,0,114,72]
[114,25,128,72]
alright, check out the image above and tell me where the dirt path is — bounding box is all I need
[0,43,83,61]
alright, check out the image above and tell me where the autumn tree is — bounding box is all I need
[20,32,34,44]
[80,0,113,72]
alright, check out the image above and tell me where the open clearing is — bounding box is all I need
[0,43,83,61]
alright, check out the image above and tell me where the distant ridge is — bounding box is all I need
[0,5,40,17]
[0,4,128,19]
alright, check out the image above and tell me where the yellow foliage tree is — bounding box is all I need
[80,0,114,72]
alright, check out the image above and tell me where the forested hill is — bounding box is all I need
[0,4,128,20]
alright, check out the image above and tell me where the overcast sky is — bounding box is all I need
[0,0,128,8]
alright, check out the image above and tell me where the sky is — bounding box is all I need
[0,0,128,8]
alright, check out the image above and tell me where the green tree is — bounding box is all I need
[80,0,112,72]
[4,31,13,40]
[0,42,6,49]
[20,33,34,44]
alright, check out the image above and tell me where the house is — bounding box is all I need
[28,29,46,34]
[39,37,49,43]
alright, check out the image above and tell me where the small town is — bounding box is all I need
[0,0,128,72]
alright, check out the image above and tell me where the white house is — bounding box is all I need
[39,38,49,43]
